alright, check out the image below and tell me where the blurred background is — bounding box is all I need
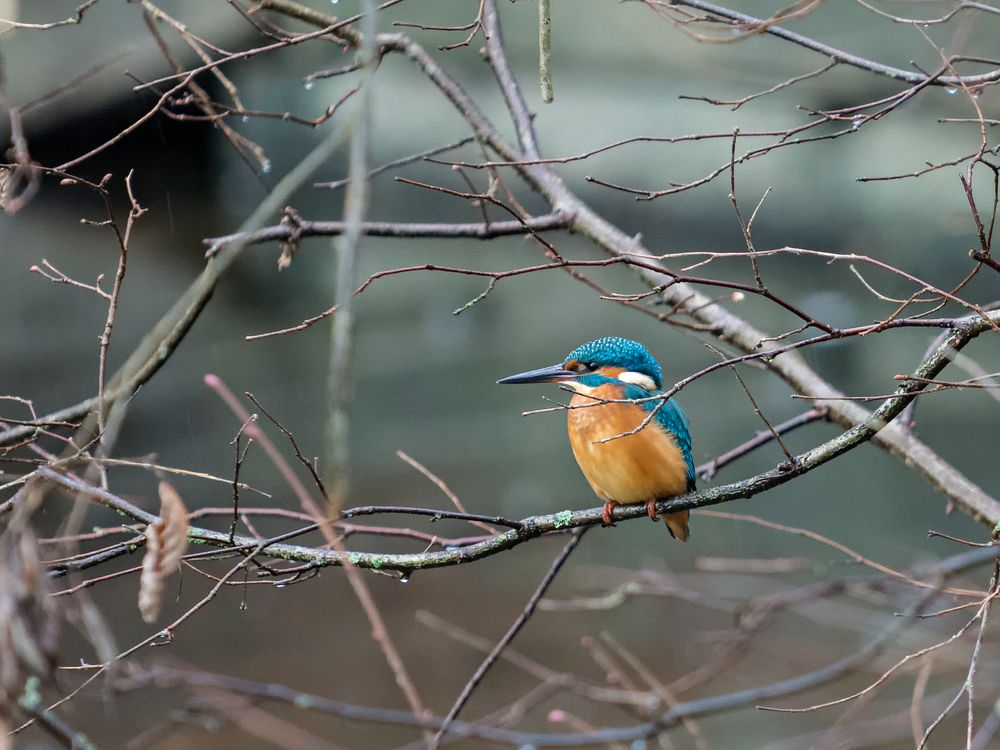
[3,1,1000,748]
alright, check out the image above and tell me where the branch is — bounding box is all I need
[0,398,98,452]
[662,0,1000,88]
[323,0,375,514]
[28,310,998,574]
[0,0,99,32]
[203,212,570,251]
[696,407,828,480]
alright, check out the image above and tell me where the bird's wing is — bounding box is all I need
[625,384,697,492]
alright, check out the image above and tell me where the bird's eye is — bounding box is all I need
[587,361,598,371]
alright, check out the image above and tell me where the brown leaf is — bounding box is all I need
[0,167,11,211]
[0,513,59,711]
[138,481,189,624]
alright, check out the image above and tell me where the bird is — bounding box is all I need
[498,336,695,541]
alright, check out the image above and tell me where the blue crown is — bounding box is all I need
[564,337,663,389]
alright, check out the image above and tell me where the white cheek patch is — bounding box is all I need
[618,371,657,391]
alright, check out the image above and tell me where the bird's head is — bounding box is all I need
[497,337,663,392]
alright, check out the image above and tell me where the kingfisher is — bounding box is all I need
[498,337,695,541]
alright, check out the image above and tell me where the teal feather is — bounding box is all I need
[654,397,696,492]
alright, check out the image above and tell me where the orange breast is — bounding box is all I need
[566,385,689,504]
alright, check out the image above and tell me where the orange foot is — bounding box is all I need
[645,498,659,521]
[601,500,619,527]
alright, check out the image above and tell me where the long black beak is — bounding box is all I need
[497,363,577,385]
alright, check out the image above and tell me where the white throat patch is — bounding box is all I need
[563,380,596,395]
[617,371,657,391]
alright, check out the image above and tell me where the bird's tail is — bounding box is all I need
[663,510,690,542]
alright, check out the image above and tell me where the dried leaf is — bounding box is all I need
[138,482,189,624]
[0,513,59,712]
[277,239,297,270]
[0,167,10,210]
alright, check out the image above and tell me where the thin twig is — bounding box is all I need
[432,528,588,747]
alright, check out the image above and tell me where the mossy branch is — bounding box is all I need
[29,307,999,575]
